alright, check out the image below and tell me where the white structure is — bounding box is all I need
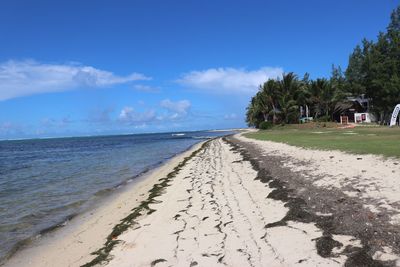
[340,116,349,125]
[390,104,400,127]
[354,113,374,123]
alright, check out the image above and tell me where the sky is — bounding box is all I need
[0,0,399,139]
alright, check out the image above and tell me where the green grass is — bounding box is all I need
[244,125,400,158]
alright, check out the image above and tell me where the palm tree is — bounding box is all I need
[278,93,299,124]
[254,89,270,122]
[277,73,300,123]
[261,79,279,123]
[309,79,324,118]
[294,73,312,118]
[246,97,261,127]
[320,78,335,117]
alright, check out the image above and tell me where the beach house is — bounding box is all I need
[333,95,375,123]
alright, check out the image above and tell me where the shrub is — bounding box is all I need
[316,115,330,122]
[259,121,273,130]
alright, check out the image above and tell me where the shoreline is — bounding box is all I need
[102,135,366,266]
[1,160,160,264]
[0,132,222,264]
[3,140,207,267]
[4,132,399,266]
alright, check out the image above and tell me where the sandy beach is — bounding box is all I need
[3,142,206,267]
[5,132,400,267]
[3,2,400,267]
[104,137,354,267]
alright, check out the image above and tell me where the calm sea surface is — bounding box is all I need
[0,131,231,262]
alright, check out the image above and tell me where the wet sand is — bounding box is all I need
[4,142,206,267]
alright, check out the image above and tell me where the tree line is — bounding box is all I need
[246,6,400,128]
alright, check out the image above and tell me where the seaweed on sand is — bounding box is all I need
[81,141,211,267]
[223,137,389,267]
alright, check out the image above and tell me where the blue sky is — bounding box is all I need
[0,0,399,139]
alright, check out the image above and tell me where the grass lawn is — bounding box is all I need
[244,124,400,158]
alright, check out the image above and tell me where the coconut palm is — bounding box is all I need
[309,79,324,118]
[261,79,279,123]
[246,96,262,127]
[277,73,300,123]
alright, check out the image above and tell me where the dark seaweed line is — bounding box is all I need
[80,140,212,267]
[223,137,390,267]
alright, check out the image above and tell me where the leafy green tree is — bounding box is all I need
[246,5,400,127]
[341,5,400,123]
[330,65,349,119]
[345,45,366,95]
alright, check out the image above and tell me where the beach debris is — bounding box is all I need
[150,258,167,266]
[313,235,342,257]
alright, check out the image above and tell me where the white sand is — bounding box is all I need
[105,139,358,267]
[4,142,205,267]
[7,133,400,267]
[238,132,400,265]
[237,134,400,222]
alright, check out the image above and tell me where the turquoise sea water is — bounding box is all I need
[0,131,231,263]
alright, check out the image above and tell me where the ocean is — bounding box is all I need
[0,130,232,263]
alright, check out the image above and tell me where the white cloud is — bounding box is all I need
[159,99,191,120]
[118,107,156,124]
[177,67,283,94]
[117,99,191,126]
[0,60,151,101]
[160,99,191,115]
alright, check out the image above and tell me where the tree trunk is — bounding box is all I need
[271,98,277,124]
[263,112,268,122]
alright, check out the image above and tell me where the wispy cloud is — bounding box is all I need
[41,117,73,127]
[133,84,161,93]
[0,60,151,101]
[177,67,283,94]
[160,99,191,120]
[87,107,114,124]
[160,99,191,115]
[117,99,192,126]
[118,107,157,125]
[0,122,23,135]
[224,113,239,120]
